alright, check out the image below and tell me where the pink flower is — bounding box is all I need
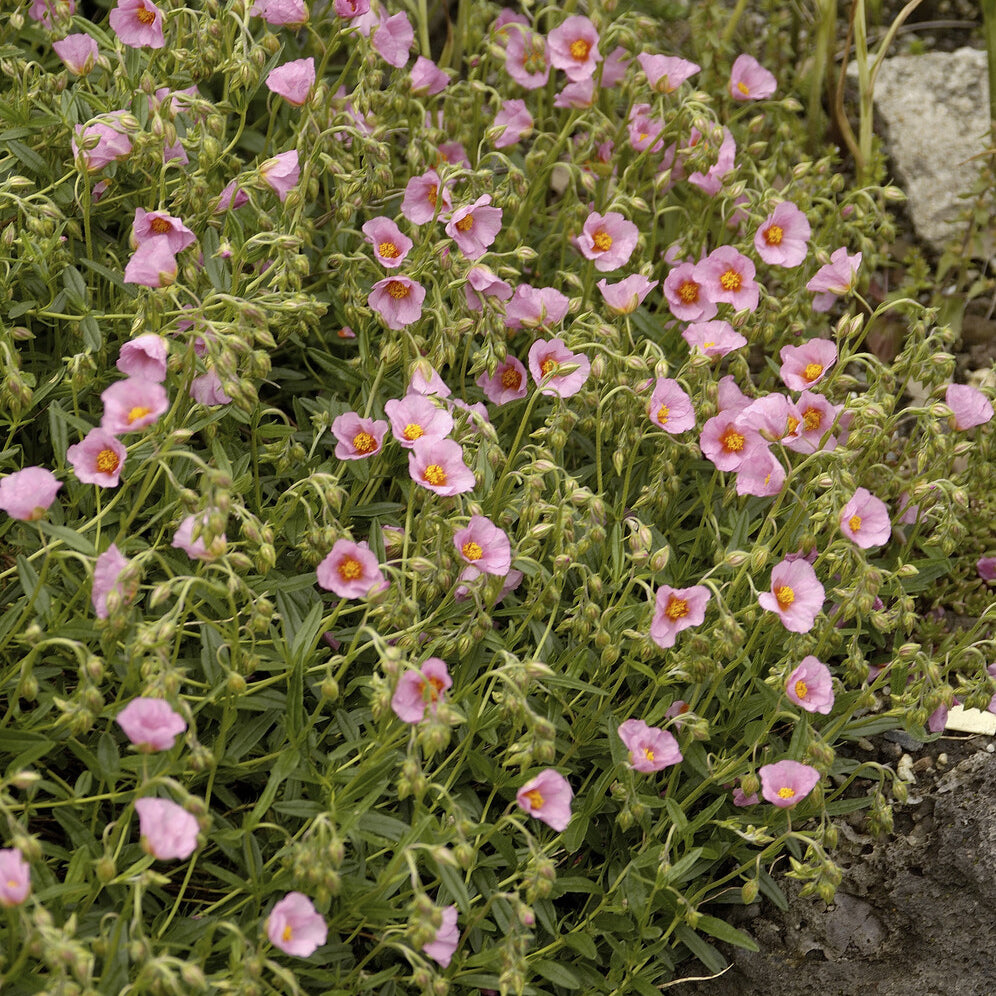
[260,149,300,202]
[266,58,316,106]
[577,211,639,272]
[391,657,451,723]
[682,320,746,358]
[759,760,821,808]
[132,209,195,253]
[215,179,248,213]
[554,79,595,108]
[754,202,811,267]
[454,515,511,576]
[408,438,475,496]
[369,276,426,329]
[840,487,891,548]
[759,558,825,633]
[410,55,449,95]
[779,339,836,391]
[978,557,996,583]
[135,797,199,860]
[637,53,699,93]
[116,697,187,750]
[699,246,758,312]
[332,0,367,18]
[109,0,165,49]
[30,0,76,28]
[517,769,573,832]
[331,412,389,460]
[267,893,328,957]
[464,265,513,310]
[735,448,785,497]
[172,513,225,561]
[528,338,591,398]
[67,428,126,487]
[785,656,834,714]
[663,262,717,322]
[401,169,452,225]
[732,785,759,807]
[730,54,776,100]
[101,378,169,433]
[384,394,453,448]
[317,539,388,598]
[124,239,178,288]
[945,383,994,430]
[548,15,601,82]
[600,46,629,86]
[0,467,62,521]
[423,905,459,968]
[252,0,309,25]
[627,103,665,153]
[72,112,133,171]
[91,543,132,619]
[477,357,528,405]
[505,26,549,89]
[445,196,503,261]
[505,285,569,331]
[617,719,682,773]
[596,275,657,315]
[650,584,710,649]
[53,33,98,75]
[700,412,764,472]
[647,377,695,434]
[686,126,737,195]
[408,362,451,398]
[117,333,168,381]
[0,849,30,907]
[806,248,862,311]
[492,99,533,148]
[190,370,232,406]
[783,391,844,453]
[373,11,414,68]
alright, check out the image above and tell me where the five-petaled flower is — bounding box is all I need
[779,339,837,392]
[316,539,389,598]
[135,797,199,860]
[453,515,512,576]
[647,377,696,434]
[445,195,503,261]
[839,487,891,549]
[617,719,683,773]
[548,15,601,82]
[0,467,61,521]
[267,892,328,957]
[945,383,994,430]
[67,428,127,487]
[362,216,413,268]
[100,378,169,433]
[759,558,825,633]
[408,438,476,495]
[785,657,834,714]
[754,202,811,267]
[729,54,776,100]
[369,275,426,329]
[516,768,573,831]
[391,657,452,723]
[650,584,711,648]
[330,412,389,460]
[577,211,639,272]
[109,0,165,49]
[759,760,821,808]
[384,394,453,448]
[116,697,187,751]
[527,338,591,397]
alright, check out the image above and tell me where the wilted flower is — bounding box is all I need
[577,211,639,272]
[53,33,98,75]
[0,849,30,907]
[252,0,309,25]
[729,54,776,100]
[408,362,451,398]
[686,126,736,195]
[116,697,187,750]
[109,0,165,49]
[0,467,62,521]
[548,15,601,82]
[30,0,76,28]
[372,11,414,67]
[806,248,862,311]
[627,103,665,153]
[516,769,573,831]
[266,58,316,106]
[259,149,300,202]
[117,333,168,381]
[505,25,549,89]
[408,438,475,495]
[554,79,595,108]
[759,558,824,633]
[384,394,453,448]
[67,428,127,487]
[840,487,891,548]
[422,904,459,967]
[445,196,503,261]
[190,370,232,406]
[135,797,199,860]
[332,0,366,18]
[100,378,169,433]
[785,657,834,714]
[492,99,533,148]
[759,760,821,808]
[123,239,178,288]
[215,179,249,213]
[267,893,328,957]
[410,55,449,95]
[316,539,388,598]
[637,53,699,93]
[72,112,134,171]
[650,584,710,648]
[91,543,132,619]
[945,383,994,430]
[369,276,426,329]
[779,339,837,391]
[330,412,389,460]
[391,657,451,723]
[754,201,811,267]
[505,285,569,331]
[647,377,695,434]
[362,216,413,268]
[464,265,513,310]
[453,515,512,576]
[617,719,683,773]
[172,512,226,561]
[596,274,657,314]
[477,357,528,405]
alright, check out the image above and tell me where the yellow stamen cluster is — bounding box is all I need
[378,241,400,259]
[501,368,522,389]
[403,423,424,441]
[461,541,483,561]
[591,230,613,252]
[775,585,795,609]
[764,224,783,246]
[352,432,377,454]
[338,557,362,581]
[386,280,409,300]
[96,449,120,474]
[127,405,152,424]
[569,39,591,61]
[720,427,745,453]
[455,215,474,232]
[719,268,743,292]
[803,362,824,382]
[665,596,689,620]
[423,464,447,486]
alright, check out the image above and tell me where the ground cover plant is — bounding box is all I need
[1,0,994,993]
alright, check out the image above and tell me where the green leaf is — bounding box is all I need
[563,932,598,960]
[675,924,727,975]
[695,914,759,951]
[532,959,582,990]
[6,138,46,174]
[244,747,300,829]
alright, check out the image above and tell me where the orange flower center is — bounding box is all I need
[378,241,400,259]
[849,514,862,532]
[719,268,742,292]
[794,679,809,699]
[540,358,558,378]
[427,185,438,207]
[455,214,474,232]
[352,431,377,454]
[403,423,424,441]
[803,362,824,382]
[665,595,689,620]
[500,368,522,390]
[386,280,409,300]
[338,556,362,581]
[775,585,795,609]
[677,280,699,304]
[786,415,800,435]
[461,541,483,561]
[802,407,823,432]
[96,448,120,474]
[777,785,796,799]
[524,788,544,808]
[569,38,591,61]
[764,224,783,246]
[150,217,171,234]
[422,675,446,702]
[423,464,447,486]
[127,405,152,424]
[720,427,745,453]
[591,230,613,252]
[137,7,156,25]
[656,404,669,425]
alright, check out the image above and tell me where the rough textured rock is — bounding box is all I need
[674,746,996,996]
[868,48,988,251]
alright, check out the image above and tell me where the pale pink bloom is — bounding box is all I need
[577,211,639,272]
[101,378,169,433]
[730,54,776,100]
[477,357,528,405]
[663,262,717,322]
[266,58,316,106]
[650,584,710,649]
[53,33,98,75]
[332,0,368,18]
[215,179,249,213]
[30,0,76,28]
[449,399,490,434]
[597,275,658,315]
[401,170,452,225]
[438,141,471,168]
[445,196,502,261]
[754,202,811,267]
[0,467,61,521]
[682,320,746,358]
[172,512,225,561]
[190,370,232,406]
[410,56,449,95]
[840,487,891,548]
[717,374,752,414]
[492,8,529,35]
[67,428,126,487]
[759,760,820,808]
[599,45,630,87]
[109,0,165,48]
[350,4,379,35]
[408,362,451,398]
[732,785,759,807]
[464,265,513,310]
[372,11,413,68]
[408,438,475,495]
[91,543,132,619]
[700,412,764,472]
[369,276,425,329]
[806,248,862,311]
[135,797,199,860]
[686,126,737,195]
[504,25,549,89]
[783,391,843,453]
[928,703,951,733]
[124,239,177,288]
[554,79,595,108]
[617,719,682,773]
[391,657,451,723]
[72,112,133,171]
[362,216,413,268]
[627,103,664,153]
[116,697,187,750]
[548,15,601,82]
[317,539,388,598]
[331,413,388,460]
[637,53,699,93]
[492,99,533,148]
[423,905,459,968]
[132,210,195,254]
[505,285,569,331]
[517,769,573,831]
[117,333,168,382]
[759,558,825,633]
[260,149,300,202]
[252,0,309,25]
[0,850,30,907]
[785,656,834,714]
[779,339,836,391]
[699,246,758,312]
[267,893,327,957]
[528,338,591,398]
[666,700,691,726]
[742,393,801,445]
[735,448,785,497]
[454,515,511,576]
[647,377,695,434]
[945,383,994,430]
[978,557,996,582]
[384,394,453,448]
